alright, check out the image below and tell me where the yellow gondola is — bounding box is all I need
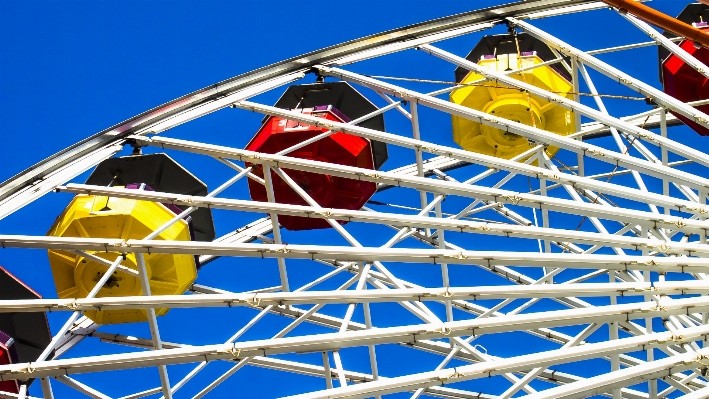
[451,33,576,160]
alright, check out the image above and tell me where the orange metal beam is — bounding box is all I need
[600,0,709,48]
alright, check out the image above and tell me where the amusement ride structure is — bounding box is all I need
[5,0,709,398]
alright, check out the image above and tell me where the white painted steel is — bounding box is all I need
[5,1,709,398]
[127,137,709,234]
[7,282,709,313]
[5,297,709,379]
[619,14,709,81]
[52,184,709,253]
[507,16,709,129]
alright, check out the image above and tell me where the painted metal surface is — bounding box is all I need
[5,0,709,398]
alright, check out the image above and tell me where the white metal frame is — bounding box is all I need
[4,0,709,398]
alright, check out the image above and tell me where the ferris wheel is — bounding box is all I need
[5,0,709,398]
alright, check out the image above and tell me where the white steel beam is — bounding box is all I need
[6,235,709,271]
[4,282,703,313]
[619,14,709,80]
[91,333,497,399]
[53,376,111,399]
[312,66,709,195]
[218,100,709,214]
[0,385,40,399]
[39,378,53,399]
[507,17,709,131]
[515,350,709,399]
[89,329,650,399]
[270,328,709,399]
[56,184,709,255]
[128,136,709,237]
[135,253,172,399]
[4,296,709,380]
[674,386,709,399]
[416,43,709,174]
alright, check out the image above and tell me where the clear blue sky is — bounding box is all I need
[0,0,696,398]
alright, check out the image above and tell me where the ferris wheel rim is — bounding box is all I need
[0,0,607,210]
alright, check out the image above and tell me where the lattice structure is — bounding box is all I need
[3,1,709,398]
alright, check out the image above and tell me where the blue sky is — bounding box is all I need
[0,0,701,398]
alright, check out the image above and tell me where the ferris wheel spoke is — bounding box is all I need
[118,140,709,240]
[317,67,709,201]
[228,99,700,215]
[574,65,663,216]
[134,113,709,220]
[509,17,709,131]
[418,42,683,176]
[278,318,709,399]
[91,327,622,399]
[51,183,709,259]
[171,264,367,397]
[97,332,493,399]
[11,296,709,379]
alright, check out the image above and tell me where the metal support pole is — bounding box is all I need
[508,17,709,131]
[571,56,584,177]
[537,148,551,257]
[332,350,348,388]
[435,200,453,337]
[410,101,429,235]
[321,352,333,389]
[262,165,290,293]
[191,275,359,398]
[362,288,380,394]
[658,108,673,217]
[39,378,53,399]
[54,375,111,399]
[35,256,124,363]
[609,268,621,399]
[642,227,658,399]
[700,189,708,246]
[330,263,373,388]
[135,253,172,399]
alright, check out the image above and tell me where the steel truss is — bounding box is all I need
[3,0,709,398]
